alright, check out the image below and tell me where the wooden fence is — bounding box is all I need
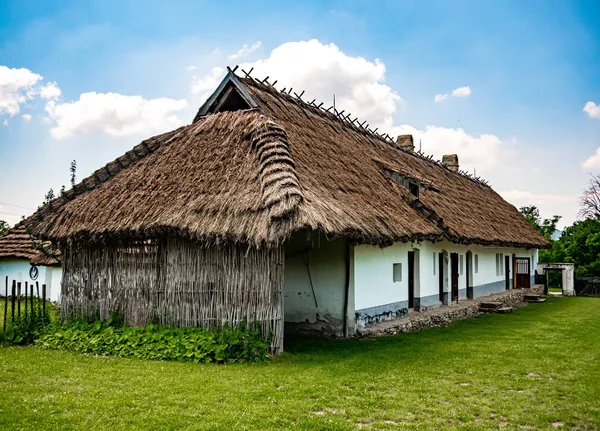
[2,276,47,332]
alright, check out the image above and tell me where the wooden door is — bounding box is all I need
[450,253,459,302]
[505,256,510,290]
[515,258,531,289]
[466,252,473,299]
[438,252,444,302]
[408,251,415,308]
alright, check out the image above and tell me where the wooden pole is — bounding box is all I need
[3,277,7,331]
[36,282,40,315]
[42,284,46,315]
[24,282,28,316]
[11,280,16,323]
[30,284,34,318]
[17,282,21,319]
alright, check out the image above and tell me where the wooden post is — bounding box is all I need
[30,284,34,318]
[17,282,21,319]
[3,277,7,331]
[36,282,40,315]
[24,282,28,316]
[11,280,16,323]
[42,284,46,315]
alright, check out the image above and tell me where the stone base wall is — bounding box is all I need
[357,285,544,337]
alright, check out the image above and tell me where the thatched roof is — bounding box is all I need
[0,223,60,266]
[26,69,549,249]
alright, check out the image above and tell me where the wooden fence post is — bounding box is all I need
[30,284,34,318]
[36,282,41,316]
[3,277,7,331]
[42,284,46,315]
[24,282,28,316]
[11,280,16,323]
[17,282,21,319]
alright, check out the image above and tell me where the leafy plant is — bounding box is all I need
[4,304,52,345]
[36,318,269,364]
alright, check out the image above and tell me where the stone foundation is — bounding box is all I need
[356,285,544,337]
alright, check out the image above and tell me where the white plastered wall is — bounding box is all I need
[0,259,62,302]
[354,240,539,312]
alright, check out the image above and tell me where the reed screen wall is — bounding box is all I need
[60,238,284,353]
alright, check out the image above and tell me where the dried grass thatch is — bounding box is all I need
[26,71,548,249]
[0,223,60,266]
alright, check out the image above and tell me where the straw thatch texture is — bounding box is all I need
[239,77,549,249]
[60,239,284,352]
[26,71,548,249]
[0,223,60,266]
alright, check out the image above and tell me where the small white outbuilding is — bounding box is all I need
[0,223,62,302]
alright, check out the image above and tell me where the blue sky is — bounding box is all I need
[1,0,599,227]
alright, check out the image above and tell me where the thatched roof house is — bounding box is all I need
[26,68,548,352]
[0,223,62,301]
[0,223,60,266]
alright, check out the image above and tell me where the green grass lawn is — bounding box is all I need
[1,297,599,430]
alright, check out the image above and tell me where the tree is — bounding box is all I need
[519,205,561,241]
[580,173,600,219]
[44,188,55,205]
[0,220,9,237]
[549,218,600,277]
[70,160,77,187]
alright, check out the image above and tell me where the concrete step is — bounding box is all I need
[524,296,546,303]
[479,306,513,314]
[479,301,502,309]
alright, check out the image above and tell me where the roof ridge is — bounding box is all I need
[232,65,491,189]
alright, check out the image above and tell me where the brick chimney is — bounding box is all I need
[396,134,414,152]
[442,154,459,172]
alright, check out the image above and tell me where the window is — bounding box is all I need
[459,255,464,275]
[409,182,419,198]
[393,263,402,282]
[474,254,479,274]
[433,252,436,275]
[495,253,504,276]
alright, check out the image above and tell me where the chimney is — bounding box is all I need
[396,134,414,152]
[442,154,459,172]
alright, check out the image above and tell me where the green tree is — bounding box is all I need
[0,220,9,237]
[553,218,600,277]
[519,205,561,241]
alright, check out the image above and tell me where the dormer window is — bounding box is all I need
[409,182,419,198]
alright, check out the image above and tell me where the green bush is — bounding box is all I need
[4,306,52,345]
[36,319,269,363]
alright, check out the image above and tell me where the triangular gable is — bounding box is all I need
[193,69,259,121]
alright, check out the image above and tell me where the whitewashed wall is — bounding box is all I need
[0,259,62,302]
[283,233,350,335]
[353,240,538,326]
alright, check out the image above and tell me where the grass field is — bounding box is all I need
[1,297,599,430]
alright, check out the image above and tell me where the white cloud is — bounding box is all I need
[582,147,600,169]
[0,65,43,116]
[40,82,61,100]
[452,86,471,98]
[228,41,262,60]
[583,101,600,119]
[45,92,188,139]
[240,39,403,129]
[390,124,503,171]
[2,119,7,126]
[185,65,197,72]
[22,113,32,121]
[499,190,576,205]
[190,67,225,104]
[434,93,448,103]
